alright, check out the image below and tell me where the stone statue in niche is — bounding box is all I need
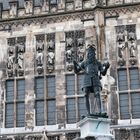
[7,47,15,77]
[66,48,73,63]
[17,52,24,69]
[7,47,15,70]
[75,0,82,9]
[48,40,55,51]
[47,39,55,73]
[66,38,74,71]
[128,31,137,58]
[17,42,25,76]
[36,50,44,66]
[66,38,73,47]
[17,42,25,53]
[129,40,136,58]
[77,38,85,62]
[36,39,44,51]
[36,39,44,74]
[24,0,32,14]
[117,32,125,58]
[73,44,110,116]
[117,32,126,66]
[9,3,17,18]
[41,0,49,12]
[47,51,55,65]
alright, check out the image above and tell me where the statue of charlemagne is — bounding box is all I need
[73,44,110,116]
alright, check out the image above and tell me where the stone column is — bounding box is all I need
[94,9,105,60]
[55,32,66,127]
[24,30,35,130]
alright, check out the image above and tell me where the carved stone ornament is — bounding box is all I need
[47,51,55,73]
[77,46,85,62]
[66,62,74,71]
[77,38,84,46]
[9,2,17,18]
[134,129,140,138]
[48,40,55,50]
[16,41,25,76]
[120,129,130,139]
[66,2,74,11]
[118,58,125,66]
[129,57,137,65]
[24,0,33,14]
[66,38,73,47]
[41,0,49,12]
[75,0,82,10]
[17,52,24,76]
[117,32,125,42]
[47,34,55,73]
[66,48,73,63]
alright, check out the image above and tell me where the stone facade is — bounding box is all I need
[0,0,140,140]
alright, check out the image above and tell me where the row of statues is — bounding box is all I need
[65,37,85,71]
[7,42,25,77]
[117,31,137,60]
[36,39,55,74]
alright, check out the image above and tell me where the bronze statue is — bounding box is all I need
[73,44,110,116]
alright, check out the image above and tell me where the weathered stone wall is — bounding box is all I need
[0,1,140,139]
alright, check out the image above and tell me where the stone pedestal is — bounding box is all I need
[77,116,113,140]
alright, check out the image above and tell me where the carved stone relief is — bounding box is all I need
[24,0,33,14]
[83,0,92,8]
[41,0,49,12]
[9,2,17,18]
[75,0,82,10]
[66,1,74,11]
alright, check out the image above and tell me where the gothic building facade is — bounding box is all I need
[0,0,140,140]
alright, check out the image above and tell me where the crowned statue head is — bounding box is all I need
[87,44,96,61]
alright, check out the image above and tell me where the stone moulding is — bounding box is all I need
[0,10,94,30]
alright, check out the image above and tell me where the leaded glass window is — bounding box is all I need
[16,102,25,127]
[66,74,86,123]
[131,92,140,119]
[118,67,140,119]
[36,100,44,126]
[5,79,25,128]
[5,103,14,128]
[119,93,129,119]
[47,100,56,125]
[6,80,14,101]
[35,76,56,126]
